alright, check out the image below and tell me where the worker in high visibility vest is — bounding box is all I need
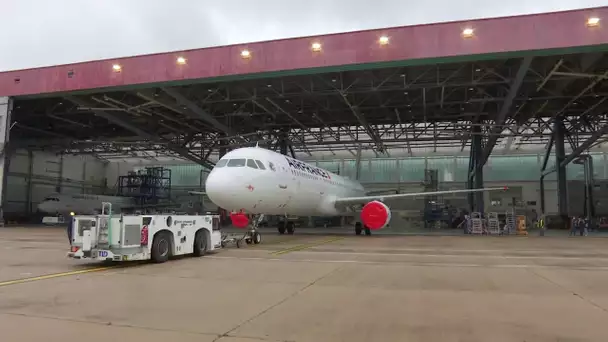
[537,215,546,236]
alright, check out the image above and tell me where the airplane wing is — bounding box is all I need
[365,189,399,196]
[334,187,507,205]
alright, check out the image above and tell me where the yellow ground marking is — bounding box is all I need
[0,266,120,288]
[271,237,345,256]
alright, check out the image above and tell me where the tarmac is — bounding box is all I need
[1,226,608,341]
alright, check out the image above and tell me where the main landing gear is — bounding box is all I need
[354,222,371,236]
[277,220,295,235]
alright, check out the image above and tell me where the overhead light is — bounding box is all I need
[176,56,186,65]
[240,49,251,59]
[587,17,600,27]
[462,28,474,38]
[378,36,390,45]
[311,42,322,52]
[112,64,122,72]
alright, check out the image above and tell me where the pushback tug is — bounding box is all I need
[68,203,224,263]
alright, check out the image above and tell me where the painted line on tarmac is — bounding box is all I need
[271,237,345,256]
[0,266,120,288]
[207,255,608,270]
[297,250,603,261]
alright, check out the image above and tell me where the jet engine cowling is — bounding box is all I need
[229,212,250,228]
[360,200,391,230]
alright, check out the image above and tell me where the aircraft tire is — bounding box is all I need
[286,222,295,235]
[355,222,363,235]
[364,227,372,236]
[151,232,171,263]
[252,231,262,244]
[193,230,207,257]
[278,221,286,234]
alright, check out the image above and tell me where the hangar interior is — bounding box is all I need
[1,8,608,231]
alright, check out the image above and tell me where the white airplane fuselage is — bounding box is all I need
[205,147,365,217]
[37,193,135,215]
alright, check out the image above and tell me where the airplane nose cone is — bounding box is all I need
[37,202,49,213]
[205,170,240,208]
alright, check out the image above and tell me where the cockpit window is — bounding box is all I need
[255,160,266,170]
[44,197,59,201]
[246,159,259,169]
[215,159,228,168]
[226,159,246,167]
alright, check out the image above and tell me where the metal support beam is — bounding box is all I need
[559,123,608,169]
[339,92,385,153]
[279,128,288,156]
[67,97,215,169]
[0,96,13,226]
[539,128,554,215]
[355,143,362,181]
[219,136,228,158]
[554,118,568,218]
[466,139,475,213]
[161,87,240,138]
[472,126,485,213]
[481,56,533,163]
[541,131,554,172]
[26,150,33,214]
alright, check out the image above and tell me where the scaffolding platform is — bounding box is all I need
[118,167,172,206]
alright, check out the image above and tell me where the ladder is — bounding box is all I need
[505,210,516,235]
[96,202,113,248]
[487,212,500,235]
[470,212,484,234]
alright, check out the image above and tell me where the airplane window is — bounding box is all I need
[215,159,228,168]
[247,159,259,169]
[227,159,246,167]
[255,160,266,170]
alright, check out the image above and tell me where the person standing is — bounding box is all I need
[67,214,74,244]
[538,215,545,236]
[569,216,578,236]
[581,217,589,236]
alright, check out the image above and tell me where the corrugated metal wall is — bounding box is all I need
[4,150,107,217]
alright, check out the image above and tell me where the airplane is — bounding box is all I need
[192,146,507,236]
[37,193,134,215]
[36,193,198,216]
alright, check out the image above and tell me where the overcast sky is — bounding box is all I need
[1,0,607,71]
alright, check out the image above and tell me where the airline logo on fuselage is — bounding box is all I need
[284,157,331,179]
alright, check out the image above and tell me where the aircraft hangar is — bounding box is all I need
[1,6,608,231]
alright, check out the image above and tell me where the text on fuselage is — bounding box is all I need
[284,157,331,179]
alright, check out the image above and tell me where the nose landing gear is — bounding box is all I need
[221,214,263,248]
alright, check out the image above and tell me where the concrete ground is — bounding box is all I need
[1,226,608,341]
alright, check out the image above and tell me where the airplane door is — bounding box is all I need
[281,163,296,211]
[267,160,294,213]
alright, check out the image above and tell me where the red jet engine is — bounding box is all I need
[360,200,391,230]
